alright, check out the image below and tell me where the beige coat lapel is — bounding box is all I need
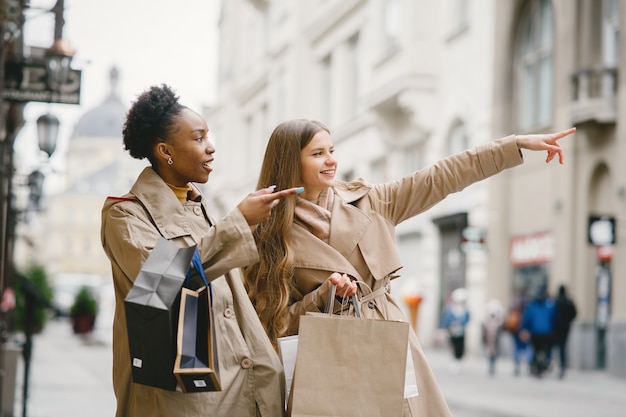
[292,224,362,280]
[291,187,404,282]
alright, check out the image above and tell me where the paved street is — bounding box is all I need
[10,312,626,417]
[12,317,115,417]
[429,347,626,417]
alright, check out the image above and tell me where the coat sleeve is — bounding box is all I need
[196,208,260,281]
[101,200,258,291]
[367,135,523,225]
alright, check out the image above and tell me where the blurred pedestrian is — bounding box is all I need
[441,288,470,370]
[482,299,505,375]
[520,284,556,378]
[100,85,301,417]
[554,284,577,379]
[505,291,531,376]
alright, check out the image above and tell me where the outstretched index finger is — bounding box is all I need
[266,186,304,201]
[551,127,576,142]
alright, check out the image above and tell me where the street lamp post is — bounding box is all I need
[0,0,80,413]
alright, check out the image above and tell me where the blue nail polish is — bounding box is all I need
[267,185,277,190]
[296,187,304,194]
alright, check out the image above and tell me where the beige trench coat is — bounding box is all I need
[286,136,522,417]
[101,167,285,417]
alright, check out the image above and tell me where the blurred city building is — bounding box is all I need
[22,67,145,315]
[204,0,625,378]
[490,0,624,378]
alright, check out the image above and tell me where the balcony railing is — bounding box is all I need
[570,67,618,125]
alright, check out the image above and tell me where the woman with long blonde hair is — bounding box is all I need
[244,118,575,416]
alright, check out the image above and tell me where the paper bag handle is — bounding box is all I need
[325,283,361,318]
[186,248,213,306]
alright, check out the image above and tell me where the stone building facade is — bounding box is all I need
[205,0,624,376]
[491,0,624,377]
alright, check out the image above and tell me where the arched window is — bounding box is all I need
[515,0,554,131]
[448,121,468,156]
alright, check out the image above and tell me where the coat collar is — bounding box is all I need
[128,167,207,239]
[291,182,373,280]
[291,180,403,281]
[334,179,371,203]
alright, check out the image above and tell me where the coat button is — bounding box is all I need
[224,307,234,318]
[241,358,252,369]
[193,206,202,215]
[368,301,375,310]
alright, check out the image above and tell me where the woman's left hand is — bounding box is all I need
[515,127,576,164]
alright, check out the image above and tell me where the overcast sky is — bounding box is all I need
[14,0,220,179]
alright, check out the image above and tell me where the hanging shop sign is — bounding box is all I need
[2,61,81,105]
[588,215,615,246]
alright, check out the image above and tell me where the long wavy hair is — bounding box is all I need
[244,119,330,347]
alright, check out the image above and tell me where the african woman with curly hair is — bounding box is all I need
[101,85,300,417]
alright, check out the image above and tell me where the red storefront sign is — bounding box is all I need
[509,232,554,267]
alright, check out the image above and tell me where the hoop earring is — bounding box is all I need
[167,157,173,165]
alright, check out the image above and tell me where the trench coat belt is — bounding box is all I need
[357,277,391,318]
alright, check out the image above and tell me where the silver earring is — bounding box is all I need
[167,157,173,165]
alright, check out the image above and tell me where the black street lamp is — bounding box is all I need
[45,0,75,91]
[36,113,60,157]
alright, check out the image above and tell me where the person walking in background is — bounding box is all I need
[482,299,505,375]
[554,284,577,379]
[520,284,556,378]
[100,85,301,417]
[441,288,470,371]
[505,291,531,376]
[243,118,575,416]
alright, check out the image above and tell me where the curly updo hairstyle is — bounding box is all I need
[122,84,185,165]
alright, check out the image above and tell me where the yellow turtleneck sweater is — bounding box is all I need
[167,183,191,203]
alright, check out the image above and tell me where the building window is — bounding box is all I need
[603,0,620,60]
[448,121,468,156]
[515,0,554,131]
[245,115,255,173]
[245,105,268,174]
[244,6,266,72]
[448,0,469,36]
[382,0,402,49]
[320,54,333,125]
[370,157,387,184]
[345,33,359,120]
[276,66,287,121]
[403,143,423,175]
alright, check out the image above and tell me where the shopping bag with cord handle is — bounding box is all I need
[288,283,409,417]
[173,248,221,392]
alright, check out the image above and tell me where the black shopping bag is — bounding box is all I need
[174,249,221,392]
[124,237,196,391]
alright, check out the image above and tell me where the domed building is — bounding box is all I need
[65,66,133,187]
[72,67,126,138]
